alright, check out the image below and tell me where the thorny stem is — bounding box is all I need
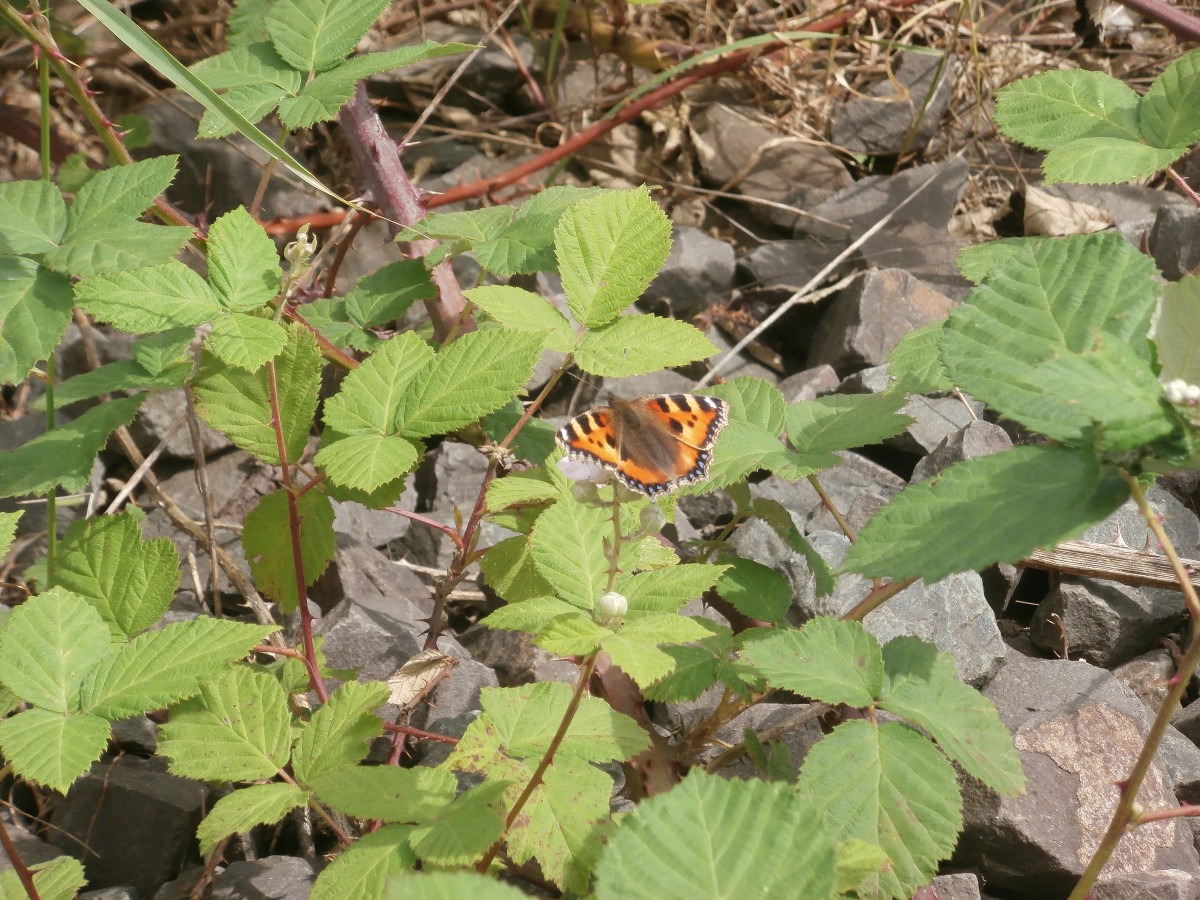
[476,653,600,875]
[1069,472,1200,899]
[0,811,39,900]
[265,360,327,703]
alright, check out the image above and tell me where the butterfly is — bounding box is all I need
[555,394,730,497]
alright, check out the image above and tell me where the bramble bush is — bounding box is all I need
[0,1,1198,897]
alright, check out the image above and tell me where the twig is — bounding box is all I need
[104,414,187,514]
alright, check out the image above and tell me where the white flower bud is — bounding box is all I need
[1164,379,1200,406]
[595,591,628,627]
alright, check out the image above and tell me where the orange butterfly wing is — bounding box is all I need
[557,407,623,468]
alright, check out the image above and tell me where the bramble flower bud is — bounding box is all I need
[1164,379,1200,406]
[595,591,628,627]
[284,224,316,269]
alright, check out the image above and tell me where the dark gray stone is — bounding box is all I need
[135,95,318,220]
[699,703,823,776]
[929,872,982,900]
[111,716,158,755]
[395,441,491,569]
[797,531,1005,686]
[0,813,66,874]
[702,325,781,384]
[50,758,208,896]
[1174,699,1200,748]
[911,420,1013,483]
[779,365,839,402]
[809,269,956,375]
[78,889,138,900]
[1030,488,1199,667]
[953,654,1200,895]
[1150,205,1200,281]
[127,388,232,460]
[210,856,315,900]
[458,625,579,687]
[1031,182,1191,247]
[693,104,852,231]
[737,239,845,292]
[831,50,958,155]
[640,227,736,318]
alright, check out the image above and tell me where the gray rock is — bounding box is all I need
[953,654,1200,895]
[1092,871,1200,900]
[135,95,318,220]
[750,450,905,536]
[0,813,66,873]
[702,325,781,384]
[127,388,232,460]
[111,716,158,755]
[692,104,853,231]
[1173,699,1200,748]
[1031,181,1191,247]
[929,872,982,900]
[809,269,956,375]
[797,531,1005,686]
[911,420,1013,483]
[698,703,823,777]
[79,889,138,900]
[640,226,736,319]
[1150,205,1200,281]
[779,365,839,402]
[395,441,490,569]
[50,758,208,896]
[1113,649,1178,716]
[458,625,579,687]
[890,395,986,457]
[416,652,499,767]
[1030,488,1199,666]
[210,856,315,900]
[737,239,846,292]
[314,590,424,683]
[831,50,958,155]
[836,364,892,395]
[331,480,417,549]
[798,159,972,298]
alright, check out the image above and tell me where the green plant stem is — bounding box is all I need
[265,360,326,704]
[1069,471,1200,898]
[476,652,600,875]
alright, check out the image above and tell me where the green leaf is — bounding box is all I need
[39,358,189,409]
[266,0,392,71]
[842,444,1127,581]
[192,323,321,465]
[739,618,883,707]
[342,258,436,328]
[0,708,110,794]
[188,41,301,91]
[1042,137,1184,184]
[1032,336,1173,451]
[466,285,573,352]
[207,206,280,311]
[278,43,471,128]
[941,233,1159,442]
[879,637,1025,796]
[614,564,726,615]
[707,377,788,437]
[994,69,1141,150]
[46,155,193,276]
[0,587,111,712]
[394,330,543,437]
[887,320,952,395]
[479,535,555,602]
[505,758,611,894]
[714,557,791,623]
[0,257,74,385]
[311,765,457,822]
[1140,49,1200,149]
[1156,275,1200,386]
[80,618,278,718]
[404,207,514,245]
[482,596,582,633]
[198,83,292,138]
[529,496,610,609]
[799,721,962,899]
[755,498,836,596]
[0,855,87,900]
[643,622,737,703]
[956,237,1033,284]
[835,839,893,896]
[158,667,293,782]
[74,260,224,332]
[133,327,195,374]
[787,393,912,453]
[557,187,671,327]
[292,680,389,784]
[0,179,66,255]
[595,770,836,900]
[197,782,308,857]
[384,871,526,900]
[409,780,508,865]
[207,312,289,372]
[0,511,21,559]
[601,630,683,688]
[575,315,717,377]
[322,331,434,435]
[313,825,417,900]
[53,510,180,638]
[243,489,336,612]
[0,395,144,497]
[315,432,421,493]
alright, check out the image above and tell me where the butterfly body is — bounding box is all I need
[556,394,729,496]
